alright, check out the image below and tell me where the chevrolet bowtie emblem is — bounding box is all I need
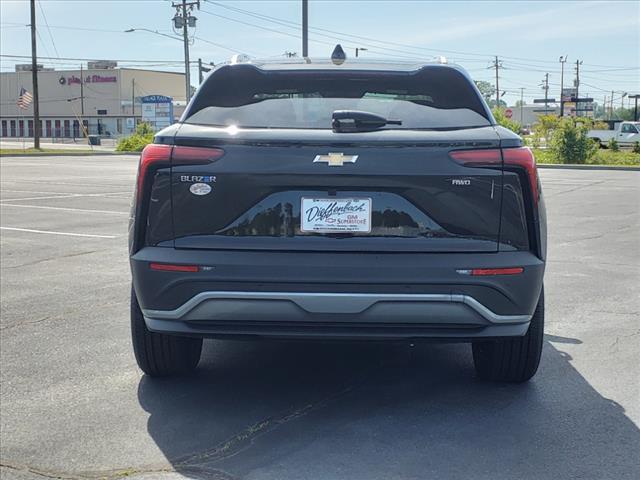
[313,153,358,167]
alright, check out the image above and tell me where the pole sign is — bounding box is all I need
[505,108,513,119]
[140,95,174,131]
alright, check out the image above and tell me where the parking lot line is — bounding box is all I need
[0,227,119,239]
[0,204,129,215]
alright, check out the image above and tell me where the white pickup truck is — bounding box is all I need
[587,121,640,147]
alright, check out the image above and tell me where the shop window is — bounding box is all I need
[18,120,24,137]
[1,120,7,137]
[45,120,52,137]
[63,120,71,137]
[10,120,16,137]
[54,120,61,138]
[73,120,80,138]
[28,120,34,137]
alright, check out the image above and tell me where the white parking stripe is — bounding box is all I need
[0,192,131,202]
[0,204,128,215]
[0,227,119,239]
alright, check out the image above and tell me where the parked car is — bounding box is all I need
[587,121,640,147]
[129,49,547,382]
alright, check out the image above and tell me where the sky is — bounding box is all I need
[1,0,638,106]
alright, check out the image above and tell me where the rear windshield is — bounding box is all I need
[185,65,491,130]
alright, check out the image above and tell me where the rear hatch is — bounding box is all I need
[170,126,502,252]
[169,63,503,253]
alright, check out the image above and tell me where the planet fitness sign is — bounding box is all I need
[59,74,117,86]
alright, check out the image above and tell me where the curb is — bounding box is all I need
[537,163,640,171]
[0,151,139,157]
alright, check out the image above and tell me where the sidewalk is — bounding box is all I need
[0,138,117,152]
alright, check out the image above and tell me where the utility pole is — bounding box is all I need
[197,58,213,84]
[610,91,614,119]
[542,73,549,113]
[172,0,199,103]
[29,0,40,148]
[302,0,308,57]
[603,96,607,120]
[520,87,524,125]
[131,78,135,118]
[492,56,502,107]
[80,64,84,115]
[574,60,582,101]
[559,55,567,116]
[629,94,640,121]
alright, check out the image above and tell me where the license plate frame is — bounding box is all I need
[300,197,372,234]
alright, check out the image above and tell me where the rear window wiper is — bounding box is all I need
[332,110,402,133]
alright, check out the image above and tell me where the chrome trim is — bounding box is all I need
[142,292,531,325]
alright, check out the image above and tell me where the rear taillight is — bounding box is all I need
[137,144,172,200]
[450,147,539,206]
[136,144,225,201]
[502,147,539,206]
[172,145,225,164]
[449,149,501,166]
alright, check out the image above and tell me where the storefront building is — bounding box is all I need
[0,64,186,139]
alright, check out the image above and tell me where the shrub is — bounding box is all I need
[607,138,620,151]
[633,142,640,154]
[549,117,598,164]
[492,108,521,134]
[116,122,154,152]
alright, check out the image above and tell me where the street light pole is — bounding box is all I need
[559,55,567,117]
[302,0,308,57]
[181,0,190,103]
[355,47,368,57]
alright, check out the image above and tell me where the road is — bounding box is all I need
[1,155,639,480]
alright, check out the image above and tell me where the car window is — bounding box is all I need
[621,124,638,133]
[185,65,491,130]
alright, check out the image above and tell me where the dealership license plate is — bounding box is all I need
[300,198,372,233]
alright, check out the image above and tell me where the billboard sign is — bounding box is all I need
[140,95,174,131]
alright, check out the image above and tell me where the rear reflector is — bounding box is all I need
[150,263,199,272]
[457,267,524,276]
[449,149,501,166]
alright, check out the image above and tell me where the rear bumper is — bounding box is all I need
[132,247,544,340]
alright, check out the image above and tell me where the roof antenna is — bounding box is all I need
[331,44,346,65]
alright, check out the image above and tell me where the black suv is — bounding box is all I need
[129,54,546,382]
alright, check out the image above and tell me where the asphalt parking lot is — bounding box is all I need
[1,155,639,480]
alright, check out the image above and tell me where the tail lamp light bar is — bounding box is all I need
[150,263,199,272]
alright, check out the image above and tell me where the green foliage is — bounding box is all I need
[116,122,154,152]
[607,138,620,151]
[492,107,521,134]
[549,117,598,164]
[135,122,154,136]
[633,142,640,154]
[532,148,640,166]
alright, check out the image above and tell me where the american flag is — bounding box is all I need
[17,87,33,110]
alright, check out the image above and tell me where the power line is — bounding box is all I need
[37,0,60,58]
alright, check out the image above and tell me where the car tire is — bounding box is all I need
[130,287,202,377]
[472,287,544,383]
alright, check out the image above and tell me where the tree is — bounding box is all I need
[549,117,598,164]
[474,80,494,102]
[515,100,526,107]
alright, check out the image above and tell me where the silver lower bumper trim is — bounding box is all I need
[142,292,531,325]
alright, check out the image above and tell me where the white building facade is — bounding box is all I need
[0,66,186,139]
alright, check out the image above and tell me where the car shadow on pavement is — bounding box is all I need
[138,336,640,480]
